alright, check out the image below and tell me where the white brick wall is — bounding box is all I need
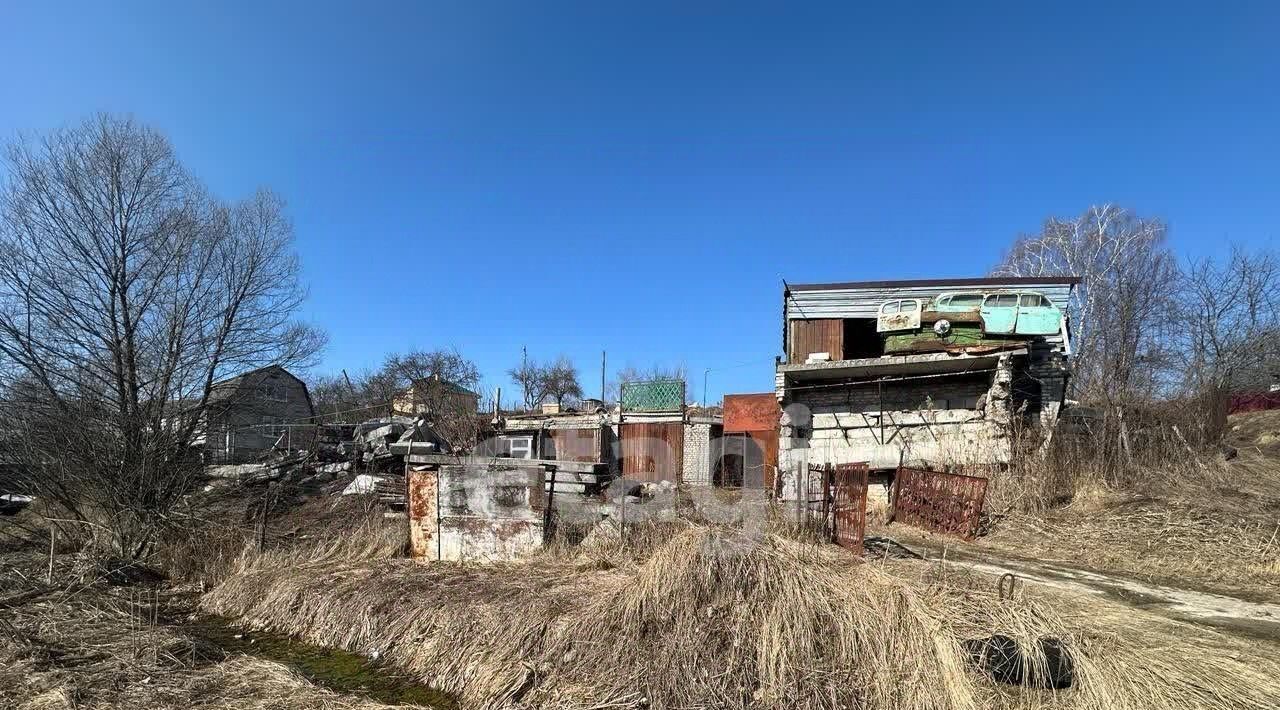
[682,422,714,485]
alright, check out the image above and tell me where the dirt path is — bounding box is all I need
[885,537,1280,643]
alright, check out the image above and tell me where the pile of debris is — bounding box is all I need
[349,416,446,466]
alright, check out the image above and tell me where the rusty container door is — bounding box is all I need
[831,463,868,554]
[892,467,989,540]
[723,393,780,432]
[620,421,684,483]
[752,429,779,491]
[407,468,439,558]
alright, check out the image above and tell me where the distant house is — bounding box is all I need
[393,375,481,417]
[486,389,725,488]
[203,365,315,463]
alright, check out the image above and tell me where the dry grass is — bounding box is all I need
[203,523,1280,710]
[1,486,421,710]
[973,410,1280,599]
[0,576,415,710]
[974,499,1280,601]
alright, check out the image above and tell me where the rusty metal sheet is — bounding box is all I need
[546,427,603,463]
[831,463,868,554]
[723,393,780,432]
[892,467,989,540]
[407,468,438,558]
[620,422,684,483]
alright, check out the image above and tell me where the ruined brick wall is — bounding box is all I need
[682,421,716,486]
[776,354,1018,501]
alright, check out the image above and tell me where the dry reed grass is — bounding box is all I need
[1,489,419,710]
[0,577,413,710]
[203,523,1280,710]
[975,409,1280,599]
[974,502,1280,601]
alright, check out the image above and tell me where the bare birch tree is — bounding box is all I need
[0,115,323,558]
[992,205,1177,401]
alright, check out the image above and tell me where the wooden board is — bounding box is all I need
[788,319,843,363]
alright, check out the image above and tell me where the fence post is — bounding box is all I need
[542,464,557,546]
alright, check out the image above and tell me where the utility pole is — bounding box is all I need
[600,350,607,401]
[521,345,528,409]
[703,368,711,407]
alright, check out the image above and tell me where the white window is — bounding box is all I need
[506,436,533,459]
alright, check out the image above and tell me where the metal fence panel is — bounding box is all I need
[620,380,685,412]
[892,467,989,540]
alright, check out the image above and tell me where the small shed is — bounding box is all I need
[719,393,780,491]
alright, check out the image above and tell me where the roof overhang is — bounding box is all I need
[785,276,1080,292]
[778,348,1026,382]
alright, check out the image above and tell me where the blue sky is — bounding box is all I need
[3,2,1279,403]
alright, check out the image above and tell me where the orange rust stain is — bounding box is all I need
[407,469,438,558]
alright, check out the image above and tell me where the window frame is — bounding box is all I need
[506,435,533,460]
[944,293,985,308]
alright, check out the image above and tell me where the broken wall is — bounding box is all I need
[681,420,718,485]
[777,354,1016,501]
[408,463,545,562]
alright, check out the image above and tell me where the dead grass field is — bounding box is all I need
[0,555,426,710]
[0,491,429,710]
[203,522,1280,710]
[963,411,1280,602]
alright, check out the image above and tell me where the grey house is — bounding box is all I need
[202,365,315,463]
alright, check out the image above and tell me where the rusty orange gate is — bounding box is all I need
[892,467,989,540]
[803,462,868,554]
[831,463,869,554]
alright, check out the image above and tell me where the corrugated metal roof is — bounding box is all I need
[786,276,1081,291]
[784,278,1077,320]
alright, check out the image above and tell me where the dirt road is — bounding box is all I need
[886,537,1280,642]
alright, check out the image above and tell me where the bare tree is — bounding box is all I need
[509,353,549,410]
[313,349,482,451]
[384,349,482,451]
[1178,247,1280,392]
[543,355,583,407]
[992,205,1177,401]
[506,353,583,409]
[0,115,324,558]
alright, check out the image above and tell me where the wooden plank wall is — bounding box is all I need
[620,422,684,483]
[788,318,844,363]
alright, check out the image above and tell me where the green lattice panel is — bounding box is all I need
[621,380,685,412]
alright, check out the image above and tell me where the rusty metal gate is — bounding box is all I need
[801,462,868,554]
[892,467,989,540]
[802,463,832,529]
[831,463,869,554]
